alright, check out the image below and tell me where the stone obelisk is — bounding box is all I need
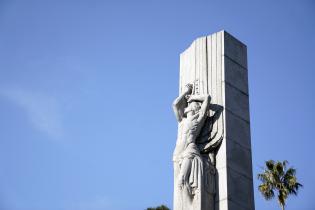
[172,31,255,210]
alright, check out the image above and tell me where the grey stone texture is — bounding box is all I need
[224,57,248,94]
[175,31,255,210]
[225,111,251,149]
[225,84,250,122]
[222,31,255,210]
[224,32,248,69]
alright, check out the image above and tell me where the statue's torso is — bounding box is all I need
[173,114,202,161]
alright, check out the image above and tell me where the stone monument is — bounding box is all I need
[172,31,255,210]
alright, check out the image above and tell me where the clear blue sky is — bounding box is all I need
[0,0,314,210]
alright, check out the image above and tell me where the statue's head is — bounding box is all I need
[184,101,201,115]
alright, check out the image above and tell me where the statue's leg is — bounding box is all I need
[177,157,194,210]
[178,157,192,188]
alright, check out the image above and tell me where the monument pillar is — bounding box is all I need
[174,31,255,210]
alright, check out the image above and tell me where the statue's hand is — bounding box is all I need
[188,94,211,103]
[184,84,193,94]
[187,95,197,103]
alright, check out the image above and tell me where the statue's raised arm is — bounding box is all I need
[172,84,193,122]
[187,94,211,124]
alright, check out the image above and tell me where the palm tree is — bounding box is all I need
[257,160,302,210]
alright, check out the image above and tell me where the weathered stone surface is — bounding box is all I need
[226,139,253,179]
[231,199,253,210]
[216,138,227,169]
[225,83,250,122]
[216,198,253,210]
[215,199,228,210]
[224,56,248,94]
[224,32,248,69]
[227,168,255,209]
[225,110,251,149]
[216,167,228,202]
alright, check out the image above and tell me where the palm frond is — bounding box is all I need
[275,162,284,177]
[259,183,274,200]
[285,168,296,177]
[266,160,275,171]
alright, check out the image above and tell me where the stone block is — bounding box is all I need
[224,31,247,69]
[216,167,228,202]
[228,199,252,210]
[225,84,250,122]
[216,198,253,210]
[216,138,227,169]
[227,168,255,210]
[226,139,253,179]
[215,199,228,210]
[225,110,251,149]
[224,56,248,94]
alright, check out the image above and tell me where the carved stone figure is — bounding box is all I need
[173,84,222,210]
[174,32,255,210]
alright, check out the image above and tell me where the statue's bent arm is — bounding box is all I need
[197,95,211,123]
[172,84,193,122]
[172,94,186,122]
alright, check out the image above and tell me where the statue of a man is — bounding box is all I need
[172,84,211,210]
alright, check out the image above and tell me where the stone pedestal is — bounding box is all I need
[176,31,255,210]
